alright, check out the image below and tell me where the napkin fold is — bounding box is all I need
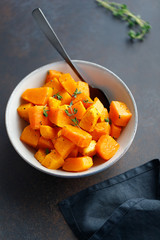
[59,159,160,240]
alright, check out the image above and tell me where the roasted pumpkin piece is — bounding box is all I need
[98,108,109,122]
[42,149,64,169]
[109,101,132,126]
[59,73,77,96]
[62,156,93,172]
[68,146,79,158]
[91,97,104,115]
[49,105,72,127]
[44,77,63,93]
[96,135,120,160]
[34,148,47,163]
[61,125,92,148]
[21,87,53,105]
[20,125,40,148]
[77,81,90,97]
[17,103,34,122]
[43,85,61,97]
[45,70,62,83]
[57,128,62,137]
[110,123,122,139]
[69,101,86,119]
[29,106,51,130]
[38,136,54,149]
[58,89,72,105]
[72,93,93,108]
[48,97,61,109]
[79,106,99,132]
[51,127,62,145]
[54,135,75,159]
[79,140,96,157]
[90,122,110,141]
[40,125,56,139]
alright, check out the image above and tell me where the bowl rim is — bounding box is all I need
[5,60,138,178]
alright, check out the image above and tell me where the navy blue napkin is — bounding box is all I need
[59,159,160,240]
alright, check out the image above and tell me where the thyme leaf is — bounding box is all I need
[73,108,78,114]
[72,88,82,98]
[71,117,79,127]
[105,117,109,122]
[45,148,50,155]
[83,99,93,104]
[53,92,63,100]
[43,107,49,117]
[65,109,74,117]
[96,0,151,40]
[65,101,78,117]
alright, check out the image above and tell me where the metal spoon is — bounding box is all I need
[32,8,109,109]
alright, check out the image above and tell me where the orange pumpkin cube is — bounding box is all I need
[63,156,93,172]
[54,135,75,159]
[58,89,72,105]
[42,149,64,169]
[29,106,51,130]
[21,87,53,105]
[44,77,63,93]
[17,103,34,122]
[72,93,93,108]
[79,140,96,157]
[45,70,62,82]
[40,125,57,139]
[48,97,61,109]
[90,122,110,141]
[91,97,104,115]
[20,125,40,148]
[69,101,86,119]
[38,136,54,149]
[98,108,109,122]
[68,146,79,158]
[79,107,99,132]
[109,101,132,126]
[77,81,90,97]
[34,148,47,163]
[110,123,122,139]
[96,135,120,160]
[59,73,77,96]
[49,105,72,127]
[61,125,92,148]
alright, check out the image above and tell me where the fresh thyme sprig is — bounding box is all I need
[73,108,78,114]
[68,101,73,108]
[72,88,82,98]
[45,148,50,155]
[71,117,79,127]
[65,101,74,116]
[53,92,63,100]
[105,117,109,122]
[65,101,78,117]
[65,110,73,117]
[43,107,49,117]
[96,0,151,40]
[65,101,80,127]
[83,99,93,104]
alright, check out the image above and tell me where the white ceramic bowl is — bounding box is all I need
[5,60,138,178]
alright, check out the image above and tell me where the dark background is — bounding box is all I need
[1,0,160,239]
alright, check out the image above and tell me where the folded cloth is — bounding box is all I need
[59,159,160,240]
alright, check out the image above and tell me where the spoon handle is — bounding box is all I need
[32,8,85,82]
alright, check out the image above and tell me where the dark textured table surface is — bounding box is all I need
[1,0,160,239]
